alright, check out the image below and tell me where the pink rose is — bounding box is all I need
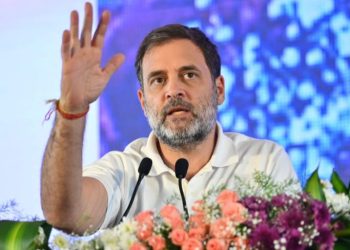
[136,223,153,241]
[170,228,188,246]
[188,226,207,241]
[160,204,184,229]
[210,218,232,239]
[147,235,166,250]
[220,201,246,223]
[189,214,206,228]
[191,200,204,213]
[135,211,154,240]
[135,211,154,224]
[206,238,228,250]
[232,237,249,250]
[188,214,207,241]
[181,238,203,250]
[216,190,239,205]
[130,242,148,250]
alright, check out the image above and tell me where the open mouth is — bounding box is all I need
[167,106,190,115]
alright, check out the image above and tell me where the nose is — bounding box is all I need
[165,76,185,99]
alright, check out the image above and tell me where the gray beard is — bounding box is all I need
[144,96,217,150]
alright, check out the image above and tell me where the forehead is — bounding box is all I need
[142,39,208,75]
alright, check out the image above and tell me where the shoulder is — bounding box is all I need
[223,132,284,153]
[222,132,299,184]
[93,137,149,170]
[124,137,149,155]
[83,137,149,173]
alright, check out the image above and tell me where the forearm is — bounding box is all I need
[41,113,85,230]
[40,2,124,234]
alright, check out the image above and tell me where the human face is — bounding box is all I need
[138,39,225,149]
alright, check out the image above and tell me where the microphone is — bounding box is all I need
[175,158,189,221]
[121,157,152,219]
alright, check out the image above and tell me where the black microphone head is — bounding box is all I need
[175,158,188,179]
[138,157,152,175]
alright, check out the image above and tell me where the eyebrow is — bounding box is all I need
[145,64,202,83]
[179,65,201,73]
[146,70,165,83]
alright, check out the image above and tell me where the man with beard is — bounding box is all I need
[41,3,299,235]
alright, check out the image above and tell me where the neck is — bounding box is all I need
[157,125,218,180]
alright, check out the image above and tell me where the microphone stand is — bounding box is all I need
[119,157,152,223]
[175,158,189,221]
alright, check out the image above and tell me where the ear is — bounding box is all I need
[138,88,146,112]
[215,75,225,105]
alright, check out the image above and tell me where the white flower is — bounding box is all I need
[71,240,95,250]
[335,194,350,214]
[325,191,350,216]
[99,227,119,249]
[116,218,138,249]
[99,218,138,250]
[52,234,70,250]
[321,180,333,190]
[33,226,46,246]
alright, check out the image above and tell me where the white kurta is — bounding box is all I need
[83,123,299,229]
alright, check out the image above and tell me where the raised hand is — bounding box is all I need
[60,2,125,114]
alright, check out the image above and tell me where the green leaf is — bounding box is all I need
[331,171,347,194]
[0,220,52,250]
[334,238,350,250]
[334,216,350,228]
[304,168,326,201]
[335,228,350,239]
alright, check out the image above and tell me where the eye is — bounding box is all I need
[183,72,197,80]
[150,76,165,85]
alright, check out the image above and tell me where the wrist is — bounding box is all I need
[56,100,89,120]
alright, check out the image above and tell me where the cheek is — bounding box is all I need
[145,92,166,109]
[144,99,161,116]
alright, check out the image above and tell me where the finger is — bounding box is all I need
[103,53,125,78]
[80,2,93,47]
[70,10,80,55]
[61,30,71,62]
[92,10,110,49]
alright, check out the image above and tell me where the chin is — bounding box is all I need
[165,120,193,131]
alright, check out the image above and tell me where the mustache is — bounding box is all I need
[160,97,194,120]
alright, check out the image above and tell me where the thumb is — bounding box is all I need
[103,53,125,78]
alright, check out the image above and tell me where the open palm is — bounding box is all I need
[60,3,124,113]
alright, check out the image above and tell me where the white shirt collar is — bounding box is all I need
[211,123,239,167]
[141,122,239,176]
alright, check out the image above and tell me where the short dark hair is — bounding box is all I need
[135,24,221,86]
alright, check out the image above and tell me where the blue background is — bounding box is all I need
[0,0,349,222]
[98,0,350,186]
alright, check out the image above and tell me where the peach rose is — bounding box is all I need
[232,237,249,250]
[135,211,153,224]
[210,218,232,239]
[130,242,148,250]
[189,214,206,228]
[216,190,239,205]
[170,228,188,246]
[160,204,184,229]
[206,238,228,250]
[136,223,153,241]
[147,235,166,250]
[220,201,246,223]
[191,200,204,213]
[135,211,154,240]
[181,238,203,250]
[188,226,207,241]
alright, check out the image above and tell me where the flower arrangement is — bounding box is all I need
[50,171,350,250]
[304,169,350,249]
[241,193,333,249]
[2,171,350,249]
